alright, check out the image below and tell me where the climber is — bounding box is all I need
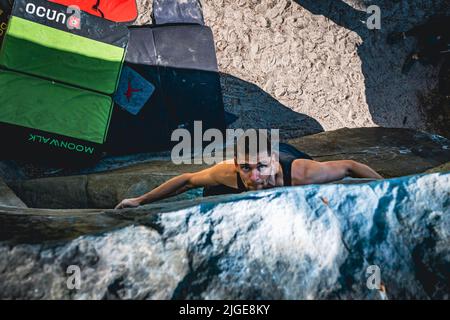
[115,133,383,209]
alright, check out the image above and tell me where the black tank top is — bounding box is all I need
[203,143,312,197]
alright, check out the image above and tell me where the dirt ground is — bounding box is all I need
[136,0,448,139]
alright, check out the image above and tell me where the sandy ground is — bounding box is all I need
[136,0,448,139]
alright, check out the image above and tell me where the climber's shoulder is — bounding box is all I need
[188,161,237,188]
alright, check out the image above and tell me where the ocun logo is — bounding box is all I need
[25,3,81,29]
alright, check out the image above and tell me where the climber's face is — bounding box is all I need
[235,151,276,190]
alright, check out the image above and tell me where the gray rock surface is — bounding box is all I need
[0,161,25,182]
[0,172,449,299]
[0,179,27,208]
[8,163,207,209]
[288,127,450,178]
[426,161,450,174]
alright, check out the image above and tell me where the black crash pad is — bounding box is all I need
[152,0,204,25]
[106,24,225,155]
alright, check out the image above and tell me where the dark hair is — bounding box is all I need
[234,130,272,158]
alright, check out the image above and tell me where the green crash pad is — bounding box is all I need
[0,70,113,144]
[0,16,125,94]
[0,0,129,97]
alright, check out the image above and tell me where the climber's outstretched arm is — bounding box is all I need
[291,159,383,185]
[114,165,224,209]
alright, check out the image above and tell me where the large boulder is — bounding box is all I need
[0,161,25,181]
[0,179,27,208]
[426,161,450,174]
[7,162,208,209]
[288,127,450,178]
[5,127,450,181]
[0,172,449,299]
[6,128,450,209]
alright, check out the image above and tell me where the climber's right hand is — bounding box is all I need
[115,198,141,210]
